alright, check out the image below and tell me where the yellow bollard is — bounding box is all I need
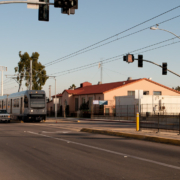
[136,113,139,131]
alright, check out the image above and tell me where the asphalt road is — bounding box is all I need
[0,121,180,180]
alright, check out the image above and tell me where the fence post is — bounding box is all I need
[127,105,128,120]
[64,106,66,119]
[157,113,159,133]
[179,113,180,135]
[136,113,139,131]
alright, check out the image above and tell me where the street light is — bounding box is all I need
[150,24,180,40]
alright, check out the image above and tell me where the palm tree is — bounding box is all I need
[69,84,76,90]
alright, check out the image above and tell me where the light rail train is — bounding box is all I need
[0,90,46,122]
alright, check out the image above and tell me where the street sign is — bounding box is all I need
[135,90,143,99]
[99,101,108,105]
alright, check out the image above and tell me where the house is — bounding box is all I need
[47,93,62,114]
[48,78,180,115]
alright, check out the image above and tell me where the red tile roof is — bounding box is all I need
[52,93,62,98]
[63,79,141,95]
[61,78,180,96]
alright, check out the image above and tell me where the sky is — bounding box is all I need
[1,0,180,97]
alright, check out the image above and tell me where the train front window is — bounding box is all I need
[0,110,7,114]
[30,94,45,108]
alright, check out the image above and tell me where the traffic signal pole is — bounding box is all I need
[0,1,53,5]
[134,58,180,78]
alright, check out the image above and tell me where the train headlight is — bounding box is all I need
[31,110,33,112]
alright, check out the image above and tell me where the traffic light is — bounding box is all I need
[138,55,143,67]
[61,8,75,14]
[39,0,49,21]
[54,0,78,9]
[123,56,126,61]
[162,63,167,75]
[126,54,134,63]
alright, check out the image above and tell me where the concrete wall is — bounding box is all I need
[115,95,180,115]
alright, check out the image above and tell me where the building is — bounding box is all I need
[48,78,180,115]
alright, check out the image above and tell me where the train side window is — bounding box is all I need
[16,99,19,108]
[24,96,28,108]
[13,99,16,108]
[0,101,1,109]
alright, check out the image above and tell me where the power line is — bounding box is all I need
[54,38,180,77]
[48,36,179,77]
[44,6,180,67]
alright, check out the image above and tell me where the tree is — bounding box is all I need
[173,86,180,91]
[69,84,76,90]
[80,101,89,111]
[15,51,48,91]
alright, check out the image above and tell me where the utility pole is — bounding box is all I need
[0,66,7,96]
[98,61,103,83]
[101,61,103,83]
[30,60,32,90]
[49,85,51,101]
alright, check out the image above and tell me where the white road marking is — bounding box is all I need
[27,131,180,170]
[41,131,70,134]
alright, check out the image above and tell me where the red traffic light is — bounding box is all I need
[126,54,134,63]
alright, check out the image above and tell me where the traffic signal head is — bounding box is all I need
[61,8,75,14]
[126,54,134,63]
[39,0,49,21]
[138,55,143,67]
[162,63,167,75]
[54,0,78,9]
[123,56,126,61]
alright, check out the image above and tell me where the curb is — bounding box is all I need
[80,128,180,146]
[47,118,135,123]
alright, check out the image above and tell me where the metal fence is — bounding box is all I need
[47,110,91,118]
[140,112,180,133]
[141,104,180,115]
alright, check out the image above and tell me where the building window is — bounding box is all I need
[128,91,135,96]
[75,98,79,111]
[64,100,67,106]
[99,97,101,100]
[59,99,61,106]
[105,108,109,115]
[143,91,149,95]
[82,98,85,104]
[153,91,162,95]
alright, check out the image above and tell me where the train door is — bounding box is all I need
[10,99,12,114]
[2,101,3,110]
[20,97,23,114]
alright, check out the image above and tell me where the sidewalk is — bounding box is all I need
[47,117,180,146]
[81,127,180,146]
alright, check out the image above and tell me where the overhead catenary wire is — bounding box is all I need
[44,7,180,67]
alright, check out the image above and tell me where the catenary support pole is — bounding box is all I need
[55,78,57,119]
[30,60,32,90]
[1,70,3,96]
[0,66,7,96]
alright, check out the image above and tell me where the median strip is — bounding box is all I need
[80,128,180,146]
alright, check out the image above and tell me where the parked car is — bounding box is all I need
[0,110,10,123]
